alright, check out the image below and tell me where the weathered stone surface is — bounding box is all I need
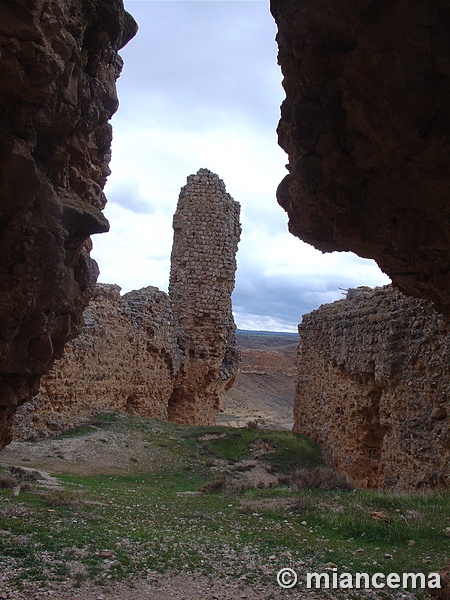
[14,169,241,437]
[168,168,241,424]
[271,0,450,317]
[295,285,449,490]
[14,284,185,440]
[0,0,137,448]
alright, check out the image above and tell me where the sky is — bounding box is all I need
[91,0,390,332]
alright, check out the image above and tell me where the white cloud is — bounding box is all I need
[233,311,299,334]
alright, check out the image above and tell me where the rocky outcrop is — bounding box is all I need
[271,0,450,318]
[295,285,449,490]
[168,169,241,424]
[0,0,137,448]
[14,170,241,438]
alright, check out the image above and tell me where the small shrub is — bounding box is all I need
[0,474,18,489]
[224,465,280,496]
[199,477,225,493]
[10,466,40,482]
[290,467,352,491]
[43,489,85,509]
[289,498,313,514]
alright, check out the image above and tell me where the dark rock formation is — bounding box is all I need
[0,0,137,448]
[295,285,449,490]
[271,0,450,317]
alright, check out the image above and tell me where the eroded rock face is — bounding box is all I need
[0,0,137,448]
[295,286,449,490]
[271,0,450,317]
[14,170,241,437]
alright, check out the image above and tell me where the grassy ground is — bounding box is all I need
[0,413,448,598]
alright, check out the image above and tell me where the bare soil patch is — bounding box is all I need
[1,428,176,476]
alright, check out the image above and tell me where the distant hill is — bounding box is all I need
[236,330,298,351]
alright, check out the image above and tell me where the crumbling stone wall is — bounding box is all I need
[270,0,450,318]
[168,168,241,424]
[14,284,185,440]
[0,0,137,449]
[14,170,241,437]
[295,286,449,490]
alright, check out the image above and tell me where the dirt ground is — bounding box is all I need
[1,428,176,476]
[219,343,297,430]
[2,570,416,600]
[1,429,419,600]
[0,337,421,600]
[2,572,326,600]
[0,427,312,600]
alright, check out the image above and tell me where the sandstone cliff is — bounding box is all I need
[0,0,137,448]
[271,0,450,318]
[14,170,241,438]
[295,286,449,490]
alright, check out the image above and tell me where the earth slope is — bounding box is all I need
[219,331,298,430]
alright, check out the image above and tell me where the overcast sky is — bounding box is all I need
[91,0,390,332]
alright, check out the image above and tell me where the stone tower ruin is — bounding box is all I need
[168,168,241,424]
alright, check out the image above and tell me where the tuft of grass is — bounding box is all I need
[42,489,85,509]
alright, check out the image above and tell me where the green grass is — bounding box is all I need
[0,413,448,598]
[193,426,323,470]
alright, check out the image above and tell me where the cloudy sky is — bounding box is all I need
[91,0,390,332]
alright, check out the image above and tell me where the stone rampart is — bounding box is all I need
[295,285,449,489]
[14,284,185,439]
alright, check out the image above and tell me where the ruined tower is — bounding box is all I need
[168,168,241,424]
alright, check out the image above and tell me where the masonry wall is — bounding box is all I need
[14,284,186,439]
[295,286,449,490]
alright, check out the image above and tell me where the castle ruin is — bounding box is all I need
[295,286,449,490]
[13,169,241,438]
